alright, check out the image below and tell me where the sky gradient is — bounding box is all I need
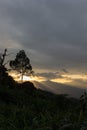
[0,0,87,88]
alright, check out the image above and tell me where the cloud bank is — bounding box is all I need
[0,0,87,73]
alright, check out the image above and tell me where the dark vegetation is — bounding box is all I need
[0,49,87,130]
[10,50,33,82]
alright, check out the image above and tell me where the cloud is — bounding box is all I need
[0,0,87,72]
[35,72,62,80]
[61,69,69,73]
[69,79,87,89]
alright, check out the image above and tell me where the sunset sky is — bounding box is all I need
[0,0,87,88]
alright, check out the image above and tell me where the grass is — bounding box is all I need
[0,83,87,130]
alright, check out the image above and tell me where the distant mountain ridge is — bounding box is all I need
[33,80,87,98]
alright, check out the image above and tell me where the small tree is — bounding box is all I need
[0,48,7,66]
[0,49,8,81]
[9,50,33,82]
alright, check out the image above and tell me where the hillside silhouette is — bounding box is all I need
[0,73,87,129]
[0,49,87,129]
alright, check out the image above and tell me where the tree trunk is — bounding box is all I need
[21,73,23,83]
[21,65,23,84]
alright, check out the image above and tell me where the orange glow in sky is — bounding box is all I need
[9,71,46,82]
[51,78,73,84]
[9,71,87,86]
[62,74,87,81]
[22,75,45,82]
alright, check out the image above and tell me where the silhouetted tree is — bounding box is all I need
[9,50,33,82]
[0,48,7,66]
[0,49,8,81]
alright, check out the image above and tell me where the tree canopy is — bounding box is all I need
[9,50,33,82]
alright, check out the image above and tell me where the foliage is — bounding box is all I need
[0,49,9,85]
[9,50,33,82]
[0,82,87,130]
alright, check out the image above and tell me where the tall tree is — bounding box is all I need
[9,50,33,82]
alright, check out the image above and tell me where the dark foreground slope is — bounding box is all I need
[0,81,87,130]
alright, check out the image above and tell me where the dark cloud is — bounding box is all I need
[36,72,62,80]
[61,69,69,73]
[0,0,87,72]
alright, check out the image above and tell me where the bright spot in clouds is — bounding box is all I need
[22,76,33,81]
[22,75,46,82]
[9,71,46,82]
